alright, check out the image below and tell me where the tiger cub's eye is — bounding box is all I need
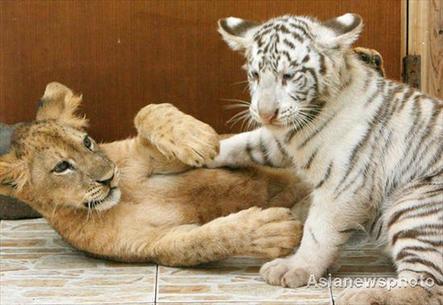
[250,71,259,80]
[283,73,295,81]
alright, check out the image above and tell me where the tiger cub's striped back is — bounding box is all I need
[215,13,443,305]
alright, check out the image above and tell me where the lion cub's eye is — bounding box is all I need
[83,135,94,151]
[374,55,382,66]
[52,161,72,174]
[359,53,371,64]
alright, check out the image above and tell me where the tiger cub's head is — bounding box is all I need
[218,14,369,128]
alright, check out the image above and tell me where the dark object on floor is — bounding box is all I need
[0,195,40,219]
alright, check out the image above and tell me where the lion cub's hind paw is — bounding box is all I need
[336,288,387,305]
[337,287,440,305]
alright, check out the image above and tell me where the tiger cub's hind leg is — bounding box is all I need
[337,176,443,305]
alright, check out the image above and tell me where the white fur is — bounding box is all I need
[225,17,243,27]
[214,13,443,303]
[218,17,258,51]
[337,13,355,26]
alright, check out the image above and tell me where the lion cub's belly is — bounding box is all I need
[123,166,307,226]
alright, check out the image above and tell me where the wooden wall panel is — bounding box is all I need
[408,0,443,99]
[0,0,403,142]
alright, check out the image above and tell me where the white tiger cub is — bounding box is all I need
[212,13,443,305]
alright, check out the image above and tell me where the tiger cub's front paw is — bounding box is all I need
[135,103,219,167]
[260,257,313,288]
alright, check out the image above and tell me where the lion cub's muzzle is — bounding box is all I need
[83,168,121,210]
[96,172,114,187]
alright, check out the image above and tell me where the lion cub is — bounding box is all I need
[0,82,308,266]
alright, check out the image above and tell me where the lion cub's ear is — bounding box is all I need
[36,82,88,129]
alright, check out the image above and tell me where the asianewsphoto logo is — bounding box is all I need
[307,274,435,291]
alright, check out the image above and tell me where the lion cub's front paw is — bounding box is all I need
[170,120,219,167]
[238,207,302,259]
[135,103,219,167]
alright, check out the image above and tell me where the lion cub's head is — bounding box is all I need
[353,47,385,77]
[0,82,120,212]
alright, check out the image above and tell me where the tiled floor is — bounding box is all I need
[1,219,396,305]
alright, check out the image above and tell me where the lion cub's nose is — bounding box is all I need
[96,173,114,186]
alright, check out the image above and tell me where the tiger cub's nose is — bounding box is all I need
[259,108,279,124]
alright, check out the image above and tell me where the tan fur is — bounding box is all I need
[0,82,309,266]
[338,286,443,305]
[353,47,385,77]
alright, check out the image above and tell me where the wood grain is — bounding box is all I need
[428,0,442,99]
[408,0,443,99]
[0,0,403,142]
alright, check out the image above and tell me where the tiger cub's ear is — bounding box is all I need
[218,17,260,52]
[320,13,363,49]
[36,82,88,130]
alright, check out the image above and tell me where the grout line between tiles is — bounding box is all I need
[327,269,335,305]
[329,284,336,305]
[156,300,332,305]
[156,300,318,305]
[2,301,154,305]
[154,264,159,304]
